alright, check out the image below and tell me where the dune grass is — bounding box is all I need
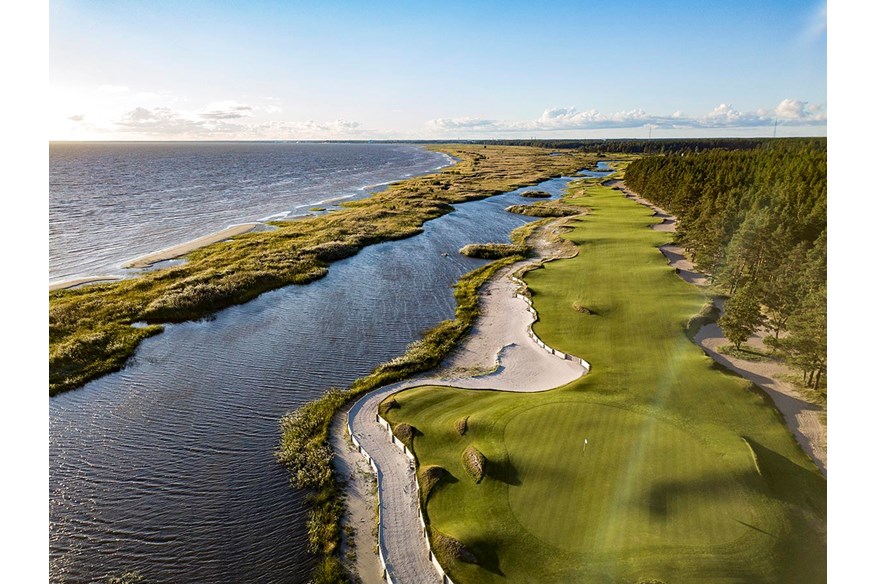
[49,145,596,395]
[383,180,826,583]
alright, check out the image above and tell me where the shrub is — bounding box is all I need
[432,531,479,564]
[454,415,469,436]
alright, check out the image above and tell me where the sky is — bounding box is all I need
[49,0,827,140]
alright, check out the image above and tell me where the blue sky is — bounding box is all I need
[50,0,827,139]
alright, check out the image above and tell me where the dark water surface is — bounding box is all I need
[50,143,450,281]
[49,160,612,583]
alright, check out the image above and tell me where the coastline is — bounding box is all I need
[50,146,597,396]
[122,222,261,268]
[50,144,457,288]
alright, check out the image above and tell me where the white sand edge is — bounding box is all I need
[122,222,260,268]
[613,179,827,476]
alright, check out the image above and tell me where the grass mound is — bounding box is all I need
[454,415,469,436]
[459,243,528,259]
[432,531,478,565]
[419,465,448,501]
[572,302,596,315]
[394,422,416,450]
[519,190,552,198]
[378,396,399,417]
[506,204,580,217]
[462,445,486,483]
[684,299,721,340]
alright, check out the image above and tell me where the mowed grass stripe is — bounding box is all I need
[385,181,826,583]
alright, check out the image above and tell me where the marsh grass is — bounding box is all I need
[459,243,529,259]
[49,145,596,395]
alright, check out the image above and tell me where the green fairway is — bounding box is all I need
[383,180,826,583]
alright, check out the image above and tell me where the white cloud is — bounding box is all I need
[113,105,363,139]
[200,100,254,120]
[426,99,827,134]
[67,114,85,122]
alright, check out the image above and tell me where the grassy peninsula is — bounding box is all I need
[49,145,596,395]
[383,179,826,583]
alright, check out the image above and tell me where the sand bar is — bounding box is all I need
[123,223,260,269]
[49,275,125,292]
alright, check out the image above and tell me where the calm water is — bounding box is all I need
[49,142,450,281]
[49,147,610,583]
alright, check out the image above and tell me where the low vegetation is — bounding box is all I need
[518,190,551,198]
[505,203,580,217]
[459,243,529,259]
[50,145,596,395]
[461,445,486,483]
[385,180,825,583]
[419,465,448,502]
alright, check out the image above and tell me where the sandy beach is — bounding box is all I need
[49,275,125,292]
[122,223,260,269]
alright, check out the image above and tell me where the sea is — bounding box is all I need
[49,142,609,583]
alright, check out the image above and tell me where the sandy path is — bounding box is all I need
[614,180,827,475]
[332,217,589,583]
[122,222,259,268]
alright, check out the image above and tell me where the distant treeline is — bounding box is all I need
[279,138,783,154]
[625,138,827,390]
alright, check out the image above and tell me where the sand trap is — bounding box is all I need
[122,223,260,268]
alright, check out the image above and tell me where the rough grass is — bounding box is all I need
[459,243,529,259]
[385,181,826,583]
[50,145,597,395]
[506,203,580,217]
[419,465,448,502]
[461,445,486,483]
[519,190,552,198]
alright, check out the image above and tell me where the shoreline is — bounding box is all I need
[122,223,261,268]
[51,146,597,396]
[50,145,457,288]
[612,179,827,475]
[335,213,592,583]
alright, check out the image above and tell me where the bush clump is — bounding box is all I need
[506,204,580,217]
[419,465,447,501]
[394,422,416,450]
[378,396,399,417]
[455,415,469,436]
[459,243,528,259]
[432,531,479,564]
[462,445,487,483]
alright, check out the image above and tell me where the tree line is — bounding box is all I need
[625,138,827,390]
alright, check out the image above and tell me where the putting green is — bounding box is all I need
[505,402,751,554]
